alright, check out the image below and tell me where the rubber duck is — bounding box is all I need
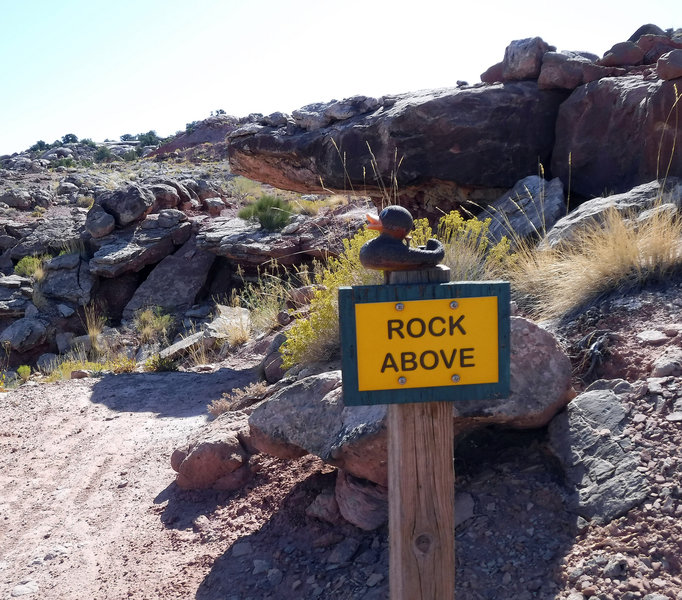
[359,205,445,271]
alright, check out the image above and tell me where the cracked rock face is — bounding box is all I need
[548,380,650,523]
[41,253,95,305]
[9,212,87,260]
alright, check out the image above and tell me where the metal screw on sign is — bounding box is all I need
[450,300,459,309]
[451,374,460,383]
[395,303,405,311]
[398,377,407,385]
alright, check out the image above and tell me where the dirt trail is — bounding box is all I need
[0,367,259,600]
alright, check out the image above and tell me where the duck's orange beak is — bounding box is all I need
[366,213,383,231]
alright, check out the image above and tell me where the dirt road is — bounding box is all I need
[1,368,260,599]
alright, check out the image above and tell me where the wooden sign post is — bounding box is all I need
[339,269,510,600]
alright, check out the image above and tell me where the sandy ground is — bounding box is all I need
[0,367,266,600]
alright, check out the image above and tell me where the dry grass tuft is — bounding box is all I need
[511,204,682,319]
[134,307,175,345]
[208,381,269,417]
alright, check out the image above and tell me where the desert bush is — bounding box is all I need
[510,203,682,318]
[233,265,289,334]
[14,255,50,280]
[17,365,31,383]
[228,176,263,202]
[432,211,513,280]
[134,307,175,344]
[52,157,76,168]
[109,355,137,373]
[83,303,107,357]
[76,195,95,209]
[238,194,293,231]
[95,146,113,162]
[291,194,348,216]
[280,228,382,368]
[137,130,162,146]
[144,354,178,372]
[208,381,269,417]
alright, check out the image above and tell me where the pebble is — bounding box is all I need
[665,412,682,422]
[366,573,384,587]
[266,568,283,586]
[327,538,360,564]
[637,330,669,346]
[11,580,39,597]
[232,541,253,558]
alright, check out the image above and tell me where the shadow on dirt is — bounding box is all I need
[87,366,260,418]
[189,429,579,600]
[154,482,227,530]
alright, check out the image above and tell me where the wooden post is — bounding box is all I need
[386,266,455,600]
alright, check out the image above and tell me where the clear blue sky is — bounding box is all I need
[0,0,679,155]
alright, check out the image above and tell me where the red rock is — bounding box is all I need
[598,41,645,67]
[657,49,682,80]
[552,77,682,198]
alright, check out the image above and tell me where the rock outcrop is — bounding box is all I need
[196,201,370,266]
[228,84,567,220]
[227,25,682,219]
[171,410,255,490]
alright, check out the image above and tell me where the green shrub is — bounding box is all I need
[144,354,178,372]
[29,140,48,152]
[14,255,50,279]
[17,365,31,383]
[95,146,113,162]
[136,130,162,146]
[80,138,97,148]
[52,157,76,168]
[238,194,292,231]
[280,228,382,368]
[122,150,138,162]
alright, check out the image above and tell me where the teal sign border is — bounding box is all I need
[339,281,511,406]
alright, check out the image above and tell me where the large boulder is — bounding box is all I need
[85,204,115,239]
[95,184,155,227]
[0,275,33,317]
[552,77,682,198]
[486,175,565,245]
[122,236,215,320]
[502,37,553,80]
[452,316,574,429]
[196,202,369,267]
[657,49,682,80]
[88,214,192,278]
[10,212,87,260]
[228,84,568,220]
[171,410,254,490]
[0,317,47,352]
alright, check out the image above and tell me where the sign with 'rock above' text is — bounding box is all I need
[339,281,511,406]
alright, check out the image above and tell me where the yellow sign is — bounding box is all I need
[354,296,499,391]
